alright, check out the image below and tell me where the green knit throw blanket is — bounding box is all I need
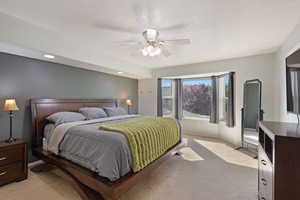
[99,116,180,172]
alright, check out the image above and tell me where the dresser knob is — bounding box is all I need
[261,159,267,165]
[0,157,7,161]
[0,171,7,176]
[261,178,267,185]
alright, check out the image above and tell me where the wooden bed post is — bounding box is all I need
[53,168,105,200]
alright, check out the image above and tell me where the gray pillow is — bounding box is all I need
[47,112,86,126]
[103,107,127,117]
[79,107,107,120]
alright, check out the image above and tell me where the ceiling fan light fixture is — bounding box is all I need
[141,45,161,57]
[142,48,148,56]
[146,45,154,52]
[143,29,159,41]
[155,47,161,55]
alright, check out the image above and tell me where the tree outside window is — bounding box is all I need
[182,79,212,118]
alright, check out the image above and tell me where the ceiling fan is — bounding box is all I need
[117,28,191,57]
[94,4,191,57]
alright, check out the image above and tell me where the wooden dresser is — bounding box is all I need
[258,121,300,200]
[0,140,28,186]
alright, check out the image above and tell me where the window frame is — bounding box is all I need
[161,79,175,117]
[218,75,229,121]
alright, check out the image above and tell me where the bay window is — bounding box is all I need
[158,72,234,127]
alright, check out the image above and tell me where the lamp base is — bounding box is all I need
[5,137,16,143]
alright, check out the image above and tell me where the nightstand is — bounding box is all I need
[0,140,28,186]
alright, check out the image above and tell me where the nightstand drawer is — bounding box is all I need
[0,162,23,186]
[0,146,23,166]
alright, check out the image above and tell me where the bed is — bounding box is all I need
[30,99,182,200]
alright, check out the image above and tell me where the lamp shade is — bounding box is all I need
[3,99,19,111]
[125,99,132,106]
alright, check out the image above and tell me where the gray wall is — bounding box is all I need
[0,52,138,161]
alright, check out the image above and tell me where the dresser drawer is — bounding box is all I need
[259,169,272,200]
[0,145,24,166]
[259,177,272,200]
[0,162,23,186]
[259,146,272,174]
[263,166,273,200]
[259,188,267,200]
[258,145,273,200]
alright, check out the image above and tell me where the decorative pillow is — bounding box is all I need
[103,107,127,117]
[47,112,86,126]
[79,107,107,120]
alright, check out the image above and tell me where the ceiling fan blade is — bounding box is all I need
[163,39,191,45]
[133,3,155,32]
[94,23,137,34]
[160,45,171,57]
[130,49,144,57]
[159,23,188,32]
[113,40,143,47]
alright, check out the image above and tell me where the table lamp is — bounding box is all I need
[3,99,19,143]
[125,99,132,114]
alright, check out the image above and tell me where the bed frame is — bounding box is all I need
[30,98,182,200]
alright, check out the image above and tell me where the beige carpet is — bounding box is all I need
[0,136,258,200]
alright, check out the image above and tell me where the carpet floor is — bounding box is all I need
[0,136,258,200]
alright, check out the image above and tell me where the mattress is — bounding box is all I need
[44,116,141,181]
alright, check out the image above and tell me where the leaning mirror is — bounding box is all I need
[239,79,263,155]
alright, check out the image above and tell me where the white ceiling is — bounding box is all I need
[0,0,300,78]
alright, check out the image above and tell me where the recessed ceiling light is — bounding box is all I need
[117,72,124,74]
[44,54,55,59]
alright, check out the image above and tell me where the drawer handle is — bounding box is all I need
[261,178,267,186]
[261,197,266,200]
[0,171,7,176]
[0,157,7,161]
[261,159,267,165]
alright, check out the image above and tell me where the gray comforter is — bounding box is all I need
[44,116,140,181]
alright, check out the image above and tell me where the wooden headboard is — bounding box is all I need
[30,99,118,148]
